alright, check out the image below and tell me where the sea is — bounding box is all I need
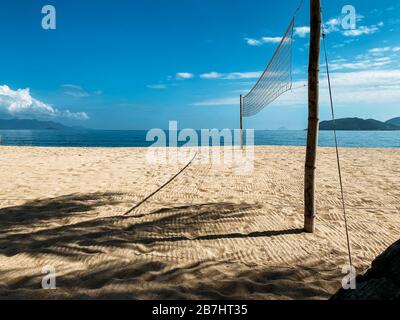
[0,130,399,148]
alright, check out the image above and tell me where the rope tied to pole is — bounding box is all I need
[293,0,305,18]
[321,7,353,268]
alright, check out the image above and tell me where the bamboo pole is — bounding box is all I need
[240,95,243,148]
[304,0,321,233]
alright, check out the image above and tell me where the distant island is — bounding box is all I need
[319,117,400,131]
[0,119,82,130]
[387,117,400,127]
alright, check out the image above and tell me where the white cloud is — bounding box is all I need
[63,90,90,98]
[244,38,262,46]
[294,26,310,38]
[343,24,381,36]
[62,84,83,90]
[176,72,194,80]
[223,71,262,80]
[245,27,307,47]
[192,97,237,106]
[198,71,262,80]
[160,70,262,84]
[324,19,340,34]
[330,57,392,71]
[330,70,400,87]
[61,84,100,98]
[0,85,89,120]
[261,37,282,44]
[244,36,282,46]
[200,72,223,79]
[329,46,396,71]
[369,47,392,53]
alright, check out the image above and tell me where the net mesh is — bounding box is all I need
[242,18,294,117]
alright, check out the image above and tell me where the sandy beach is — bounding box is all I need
[0,146,399,299]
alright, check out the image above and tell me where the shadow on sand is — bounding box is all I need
[0,193,335,300]
[0,195,302,256]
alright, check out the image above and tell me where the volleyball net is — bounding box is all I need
[242,18,294,117]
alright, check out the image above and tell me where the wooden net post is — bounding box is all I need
[240,95,243,149]
[304,0,321,233]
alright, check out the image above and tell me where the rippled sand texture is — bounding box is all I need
[0,146,399,299]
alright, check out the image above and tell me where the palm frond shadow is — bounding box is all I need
[2,259,341,300]
[0,194,327,300]
[0,195,302,257]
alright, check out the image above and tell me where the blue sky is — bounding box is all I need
[0,0,400,130]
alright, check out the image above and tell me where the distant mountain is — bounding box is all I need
[0,119,72,130]
[386,117,400,127]
[319,117,400,131]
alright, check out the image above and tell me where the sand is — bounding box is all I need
[0,146,399,300]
